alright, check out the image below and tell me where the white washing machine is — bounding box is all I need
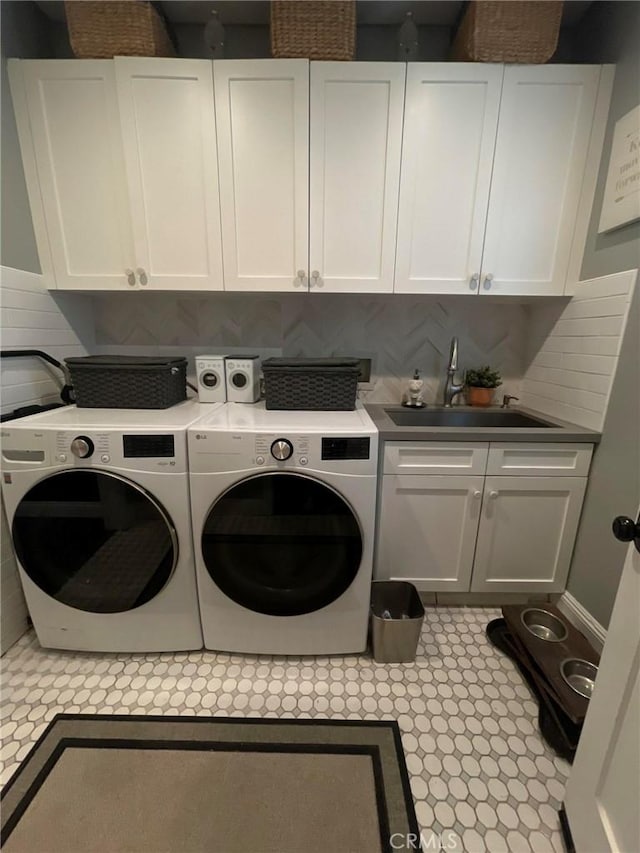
[188,402,379,655]
[1,401,218,652]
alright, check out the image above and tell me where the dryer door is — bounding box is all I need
[201,472,363,616]
[11,470,177,613]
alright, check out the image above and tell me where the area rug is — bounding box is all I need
[1,714,419,853]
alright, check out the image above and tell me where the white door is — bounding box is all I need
[480,65,601,296]
[564,511,640,853]
[15,60,135,290]
[394,63,503,295]
[115,58,224,291]
[376,475,484,591]
[309,62,405,293]
[471,476,587,592]
[214,59,309,292]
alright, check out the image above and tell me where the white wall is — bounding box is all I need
[0,266,92,417]
[522,270,637,431]
[1,497,27,655]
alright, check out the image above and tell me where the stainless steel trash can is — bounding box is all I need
[370,581,424,664]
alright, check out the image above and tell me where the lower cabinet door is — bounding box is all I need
[375,475,484,591]
[471,476,587,592]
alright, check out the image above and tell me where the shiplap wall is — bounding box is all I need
[0,266,92,416]
[1,498,28,654]
[522,270,638,430]
[0,265,92,653]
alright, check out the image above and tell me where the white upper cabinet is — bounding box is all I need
[309,62,405,293]
[115,58,224,290]
[395,63,605,297]
[394,63,503,295]
[11,58,224,291]
[214,59,309,292]
[12,60,134,290]
[480,65,601,296]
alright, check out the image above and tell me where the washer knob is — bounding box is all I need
[271,438,293,461]
[70,436,94,459]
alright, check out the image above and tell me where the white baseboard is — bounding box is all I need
[557,591,607,654]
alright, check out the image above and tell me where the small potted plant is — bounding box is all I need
[465,365,502,407]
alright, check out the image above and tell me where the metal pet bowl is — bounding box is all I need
[520,608,568,642]
[561,658,598,699]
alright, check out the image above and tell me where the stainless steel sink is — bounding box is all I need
[385,408,554,428]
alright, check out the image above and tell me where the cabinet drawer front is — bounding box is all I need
[487,443,593,476]
[383,442,488,475]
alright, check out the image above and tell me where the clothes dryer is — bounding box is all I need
[188,403,379,654]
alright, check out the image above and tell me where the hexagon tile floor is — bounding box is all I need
[0,607,570,853]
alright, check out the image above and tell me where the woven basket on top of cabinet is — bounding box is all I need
[451,1,563,64]
[271,0,356,61]
[64,0,175,59]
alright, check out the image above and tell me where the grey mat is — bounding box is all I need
[1,715,419,853]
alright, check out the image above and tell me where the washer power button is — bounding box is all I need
[299,456,308,466]
[101,454,110,463]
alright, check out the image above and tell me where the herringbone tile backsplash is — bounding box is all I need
[93,293,527,404]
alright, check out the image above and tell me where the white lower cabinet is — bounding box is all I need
[376,475,484,591]
[375,442,592,594]
[471,476,587,593]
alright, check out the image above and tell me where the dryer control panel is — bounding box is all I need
[189,430,377,476]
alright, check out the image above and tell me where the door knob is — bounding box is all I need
[310,270,322,288]
[136,268,148,286]
[294,270,306,288]
[612,515,640,543]
[488,490,499,500]
[483,273,494,291]
[473,490,482,499]
[469,273,479,291]
[125,269,136,286]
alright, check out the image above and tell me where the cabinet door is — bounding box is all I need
[214,59,309,292]
[115,58,224,291]
[16,60,134,290]
[471,476,587,592]
[310,63,405,293]
[480,65,601,296]
[394,63,503,295]
[376,475,484,591]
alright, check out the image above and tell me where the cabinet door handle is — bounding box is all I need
[137,268,148,286]
[469,273,479,292]
[473,490,482,499]
[488,490,499,500]
[125,269,136,286]
[483,273,494,291]
[310,270,322,288]
[294,270,306,288]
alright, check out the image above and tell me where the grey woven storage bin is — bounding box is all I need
[262,357,360,410]
[66,356,187,409]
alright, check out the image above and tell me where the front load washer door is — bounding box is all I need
[11,470,177,613]
[201,473,362,616]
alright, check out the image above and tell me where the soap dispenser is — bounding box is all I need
[402,369,425,408]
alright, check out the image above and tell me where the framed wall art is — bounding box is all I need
[598,104,640,234]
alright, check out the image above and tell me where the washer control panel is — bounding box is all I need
[255,434,310,467]
[57,431,109,462]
